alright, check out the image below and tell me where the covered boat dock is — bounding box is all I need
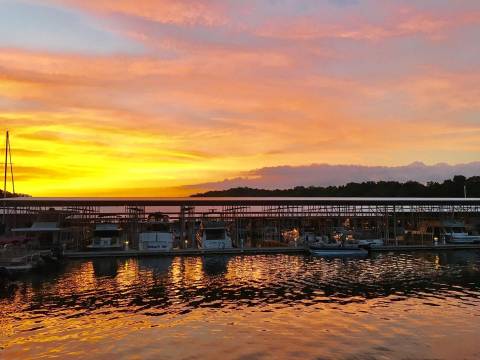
[2,197,480,253]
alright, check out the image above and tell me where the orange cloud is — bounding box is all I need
[256,7,480,41]
[2,45,479,195]
[53,0,227,26]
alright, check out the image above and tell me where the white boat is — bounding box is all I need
[416,219,480,244]
[445,224,480,244]
[309,232,368,257]
[196,221,232,249]
[0,251,50,274]
[357,238,384,247]
[309,243,368,258]
[300,231,329,244]
[139,214,174,251]
[440,220,480,243]
[352,229,385,247]
[87,223,124,250]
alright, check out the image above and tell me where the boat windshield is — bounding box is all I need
[205,229,225,240]
[150,223,170,232]
[444,227,466,233]
[94,230,120,237]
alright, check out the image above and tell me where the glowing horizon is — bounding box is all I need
[1,0,479,196]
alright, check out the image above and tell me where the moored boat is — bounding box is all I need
[414,219,480,244]
[309,231,368,258]
[309,243,368,258]
[139,213,174,251]
[0,250,54,275]
[87,223,124,250]
[444,221,480,244]
[196,221,232,249]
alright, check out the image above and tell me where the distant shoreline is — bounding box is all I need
[192,176,479,197]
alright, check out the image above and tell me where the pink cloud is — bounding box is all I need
[186,162,480,190]
[55,0,228,26]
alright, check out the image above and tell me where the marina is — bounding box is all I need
[0,195,479,295]
[2,197,480,267]
[1,197,480,251]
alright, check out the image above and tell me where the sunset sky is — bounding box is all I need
[1,0,479,196]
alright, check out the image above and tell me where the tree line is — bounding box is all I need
[192,175,480,197]
[0,190,29,198]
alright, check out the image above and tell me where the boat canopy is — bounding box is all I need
[202,221,227,229]
[12,222,65,232]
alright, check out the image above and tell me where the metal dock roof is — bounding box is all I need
[3,197,480,207]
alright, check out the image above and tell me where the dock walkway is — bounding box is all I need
[371,243,480,252]
[63,244,480,258]
[64,247,305,258]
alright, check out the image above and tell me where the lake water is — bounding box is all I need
[1,251,480,359]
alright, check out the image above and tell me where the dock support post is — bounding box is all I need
[394,205,397,246]
[180,205,187,249]
[384,207,388,245]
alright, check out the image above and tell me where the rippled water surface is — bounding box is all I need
[2,251,480,359]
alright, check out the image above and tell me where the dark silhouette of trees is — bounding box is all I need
[192,176,480,197]
[0,190,29,198]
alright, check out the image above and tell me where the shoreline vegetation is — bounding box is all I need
[192,176,480,198]
[0,190,29,198]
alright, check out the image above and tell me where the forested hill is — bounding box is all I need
[192,176,480,198]
[0,190,29,198]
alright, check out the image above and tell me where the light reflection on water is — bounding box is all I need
[2,251,480,359]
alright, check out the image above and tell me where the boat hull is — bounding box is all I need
[309,247,368,258]
[445,236,480,244]
[86,245,124,251]
[357,239,384,248]
[202,240,232,250]
[0,264,33,273]
[139,232,173,251]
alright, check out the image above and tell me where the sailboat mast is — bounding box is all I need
[3,130,7,199]
[3,131,7,224]
[8,131,14,195]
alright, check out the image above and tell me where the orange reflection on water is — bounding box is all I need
[225,255,304,284]
[64,261,97,294]
[115,258,141,289]
[2,253,480,359]
[170,257,204,286]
